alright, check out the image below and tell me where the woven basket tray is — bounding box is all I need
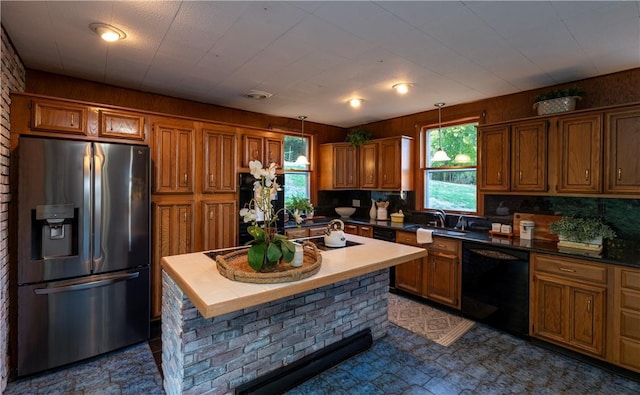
[215,241,322,283]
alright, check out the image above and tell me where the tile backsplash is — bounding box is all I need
[485,195,639,241]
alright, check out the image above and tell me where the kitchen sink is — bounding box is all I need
[402,224,467,236]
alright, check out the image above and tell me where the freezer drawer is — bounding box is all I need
[17,267,150,377]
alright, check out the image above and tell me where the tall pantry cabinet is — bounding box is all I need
[150,118,238,318]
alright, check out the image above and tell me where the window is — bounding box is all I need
[421,121,478,212]
[283,135,310,207]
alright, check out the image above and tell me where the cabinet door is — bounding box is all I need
[613,267,640,373]
[359,142,378,188]
[334,145,358,188]
[478,125,510,191]
[511,120,547,191]
[243,135,263,167]
[379,139,401,189]
[395,258,423,295]
[99,110,145,141]
[569,284,605,356]
[557,114,602,193]
[202,201,237,250]
[153,123,194,194]
[424,251,459,308]
[203,130,237,193]
[344,223,358,235]
[604,106,640,193]
[31,99,88,135]
[152,201,194,318]
[532,275,566,343]
[265,137,283,168]
[358,225,373,238]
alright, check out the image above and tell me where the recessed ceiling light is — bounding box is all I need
[89,23,127,42]
[245,90,273,100]
[348,98,363,108]
[392,83,413,94]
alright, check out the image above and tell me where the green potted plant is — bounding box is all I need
[533,86,584,115]
[345,128,372,147]
[549,216,616,252]
[287,195,314,221]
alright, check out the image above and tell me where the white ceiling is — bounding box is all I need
[2,1,639,127]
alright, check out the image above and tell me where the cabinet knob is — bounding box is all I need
[519,171,522,182]
[587,299,591,314]
[497,171,501,182]
[559,267,576,273]
[184,173,188,183]
[585,169,589,181]
[209,210,214,220]
[70,113,75,127]
[618,168,622,181]
[209,173,215,184]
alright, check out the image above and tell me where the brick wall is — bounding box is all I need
[1,25,26,391]
[162,269,390,395]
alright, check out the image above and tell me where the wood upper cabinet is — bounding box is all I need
[612,266,640,373]
[378,136,413,190]
[241,133,283,168]
[359,142,378,188]
[153,120,195,194]
[557,113,603,193]
[319,143,358,189]
[31,98,88,135]
[478,124,510,191]
[511,120,548,191]
[604,106,640,193]
[99,109,145,141]
[394,231,423,295]
[202,129,237,193]
[201,200,237,251]
[424,237,460,309]
[152,201,194,318]
[531,253,606,357]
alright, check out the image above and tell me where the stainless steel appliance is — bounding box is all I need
[461,241,529,337]
[238,172,285,245]
[15,136,150,377]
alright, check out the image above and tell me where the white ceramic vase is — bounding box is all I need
[369,199,377,219]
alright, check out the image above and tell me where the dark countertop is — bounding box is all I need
[287,216,640,269]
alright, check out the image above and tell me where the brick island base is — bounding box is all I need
[161,269,390,394]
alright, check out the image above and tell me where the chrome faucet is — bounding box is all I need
[428,209,446,228]
[457,215,466,231]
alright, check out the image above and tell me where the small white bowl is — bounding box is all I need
[335,207,356,218]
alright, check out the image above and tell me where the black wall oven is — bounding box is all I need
[462,241,530,337]
[238,173,285,245]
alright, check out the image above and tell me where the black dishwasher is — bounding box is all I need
[372,227,397,290]
[461,241,530,337]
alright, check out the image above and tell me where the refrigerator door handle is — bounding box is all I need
[93,145,104,266]
[83,146,92,266]
[34,272,140,295]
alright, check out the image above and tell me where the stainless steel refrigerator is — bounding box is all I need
[15,136,150,377]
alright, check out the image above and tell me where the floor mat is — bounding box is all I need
[5,342,164,395]
[388,293,474,346]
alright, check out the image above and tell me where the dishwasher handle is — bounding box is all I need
[469,248,522,261]
[34,272,140,295]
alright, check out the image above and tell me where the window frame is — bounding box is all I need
[282,133,313,206]
[419,117,479,215]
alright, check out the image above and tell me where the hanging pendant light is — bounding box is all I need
[431,103,450,162]
[294,116,310,166]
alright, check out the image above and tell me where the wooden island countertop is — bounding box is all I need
[161,234,427,319]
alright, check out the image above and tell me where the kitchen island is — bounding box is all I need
[161,235,427,394]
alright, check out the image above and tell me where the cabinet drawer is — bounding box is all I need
[285,228,308,239]
[533,254,607,284]
[620,309,640,341]
[396,231,417,246]
[620,269,640,292]
[32,99,88,135]
[430,237,459,254]
[621,289,640,312]
[99,110,145,141]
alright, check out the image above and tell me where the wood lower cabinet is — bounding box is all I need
[556,113,602,193]
[344,223,359,235]
[152,119,195,194]
[612,266,640,373]
[308,226,327,237]
[423,237,460,308]
[358,225,373,238]
[202,128,237,193]
[604,106,640,193]
[395,231,423,295]
[152,201,194,318]
[285,227,309,239]
[531,253,606,357]
[202,200,237,251]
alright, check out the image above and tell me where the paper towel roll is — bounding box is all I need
[416,228,433,244]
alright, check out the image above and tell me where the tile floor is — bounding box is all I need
[148,312,640,394]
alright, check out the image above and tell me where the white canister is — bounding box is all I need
[520,220,535,240]
[377,207,388,220]
[291,243,303,267]
[491,223,502,232]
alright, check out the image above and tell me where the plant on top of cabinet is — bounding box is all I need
[533,86,584,116]
[345,128,372,147]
